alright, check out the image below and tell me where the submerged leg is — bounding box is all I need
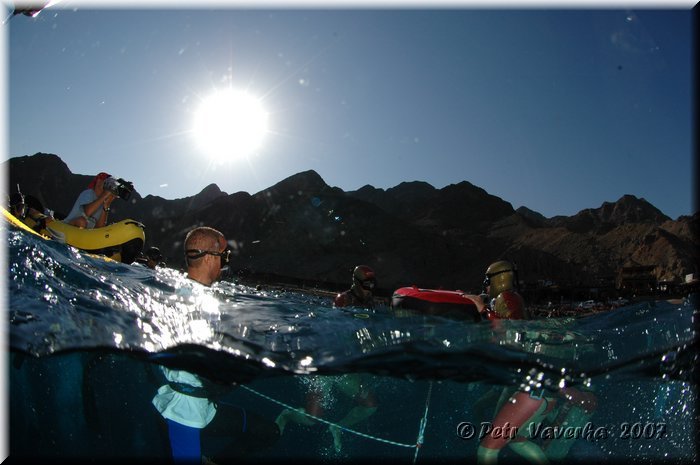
[329,405,378,452]
[167,419,202,464]
[204,403,280,461]
[275,407,316,434]
[477,390,552,465]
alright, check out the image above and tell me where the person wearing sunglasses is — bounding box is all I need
[333,265,377,309]
[152,226,279,463]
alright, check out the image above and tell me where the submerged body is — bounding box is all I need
[477,260,597,464]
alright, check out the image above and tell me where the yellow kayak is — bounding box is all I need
[3,206,145,263]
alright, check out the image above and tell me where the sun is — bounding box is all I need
[192,89,269,162]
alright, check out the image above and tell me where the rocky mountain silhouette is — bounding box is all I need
[5,153,698,296]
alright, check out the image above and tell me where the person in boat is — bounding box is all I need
[334,265,377,309]
[8,191,27,219]
[151,226,279,463]
[8,190,53,232]
[474,260,598,464]
[63,172,117,229]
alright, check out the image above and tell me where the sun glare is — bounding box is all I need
[192,89,269,162]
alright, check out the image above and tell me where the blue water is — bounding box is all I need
[5,223,698,463]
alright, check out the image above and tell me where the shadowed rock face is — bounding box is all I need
[6,153,698,292]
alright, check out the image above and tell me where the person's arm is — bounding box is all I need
[81,190,109,218]
[90,191,116,228]
[462,294,487,314]
[66,190,114,228]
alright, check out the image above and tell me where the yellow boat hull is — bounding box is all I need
[2,206,47,238]
[3,206,145,263]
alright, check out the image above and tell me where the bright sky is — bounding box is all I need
[2,1,695,220]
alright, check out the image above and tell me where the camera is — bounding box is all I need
[103,176,134,201]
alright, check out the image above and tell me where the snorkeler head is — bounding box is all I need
[484,260,516,298]
[352,265,376,292]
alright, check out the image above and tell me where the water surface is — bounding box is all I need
[6,224,698,462]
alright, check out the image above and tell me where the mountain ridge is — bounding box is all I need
[5,152,697,296]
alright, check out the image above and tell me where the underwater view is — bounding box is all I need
[5,220,698,464]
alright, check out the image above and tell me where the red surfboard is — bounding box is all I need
[391,286,482,321]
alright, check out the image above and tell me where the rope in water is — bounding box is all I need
[239,381,433,452]
[413,381,433,464]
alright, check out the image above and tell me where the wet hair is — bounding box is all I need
[184,227,225,266]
